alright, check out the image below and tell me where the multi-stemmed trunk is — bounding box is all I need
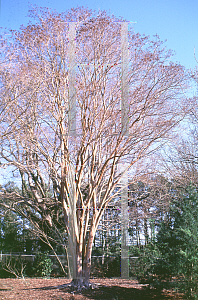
[68,220,96,288]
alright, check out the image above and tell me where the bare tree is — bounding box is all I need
[0,6,189,288]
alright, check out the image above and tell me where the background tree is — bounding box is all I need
[155,185,198,299]
[0,182,23,253]
[0,6,189,288]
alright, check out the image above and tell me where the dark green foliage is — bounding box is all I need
[0,255,27,278]
[33,252,53,277]
[0,182,24,253]
[91,241,121,278]
[0,263,12,278]
[91,255,120,278]
[1,212,23,253]
[129,244,161,281]
[0,253,68,278]
[153,185,198,298]
[91,233,122,278]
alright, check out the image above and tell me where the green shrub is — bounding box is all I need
[33,252,53,277]
[150,185,198,298]
[129,244,161,282]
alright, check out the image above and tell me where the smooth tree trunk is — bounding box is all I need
[69,219,96,289]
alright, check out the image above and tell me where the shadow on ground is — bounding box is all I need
[34,284,183,299]
[75,285,182,300]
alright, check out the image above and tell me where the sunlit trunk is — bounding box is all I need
[69,224,96,287]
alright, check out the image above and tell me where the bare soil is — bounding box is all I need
[0,278,184,299]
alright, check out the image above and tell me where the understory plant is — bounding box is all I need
[33,252,53,277]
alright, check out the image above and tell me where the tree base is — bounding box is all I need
[57,278,97,292]
[70,278,92,290]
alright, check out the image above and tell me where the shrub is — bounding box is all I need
[33,252,53,277]
[151,185,198,298]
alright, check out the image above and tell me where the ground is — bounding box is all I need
[0,278,184,299]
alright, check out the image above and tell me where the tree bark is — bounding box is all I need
[69,226,96,288]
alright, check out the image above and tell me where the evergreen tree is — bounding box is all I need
[0,182,23,253]
[1,211,23,253]
[156,185,198,299]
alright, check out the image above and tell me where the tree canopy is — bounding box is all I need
[0,6,190,288]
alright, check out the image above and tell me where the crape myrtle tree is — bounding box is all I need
[0,6,189,288]
[0,32,35,141]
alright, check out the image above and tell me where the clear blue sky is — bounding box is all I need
[0,0,198,70]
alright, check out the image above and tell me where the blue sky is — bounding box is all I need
[0,0,198,70]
